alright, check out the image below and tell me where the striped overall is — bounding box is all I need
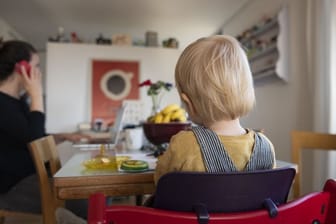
[192,126,274,172]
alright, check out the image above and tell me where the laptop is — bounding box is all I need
[73,105,126,149]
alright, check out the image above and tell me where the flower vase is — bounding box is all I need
[151,94,161,116]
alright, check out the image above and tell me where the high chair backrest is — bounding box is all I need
[152,168,295,214]
[291,130,336,198]
[88,179,336,224]
[28,135,64,224]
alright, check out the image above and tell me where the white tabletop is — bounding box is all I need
[55,138,297,178]
[55,146,296,179]
[54,150,157,178]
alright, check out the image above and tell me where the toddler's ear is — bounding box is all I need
[181,93,196,116]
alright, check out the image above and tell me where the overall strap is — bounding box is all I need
[192,126,237,172]
[245,132,274,171]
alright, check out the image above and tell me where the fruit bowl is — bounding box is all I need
[142,122,192,145]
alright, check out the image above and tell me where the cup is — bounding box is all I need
[125,128,143,151]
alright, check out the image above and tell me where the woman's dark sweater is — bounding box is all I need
[0,91,45,193]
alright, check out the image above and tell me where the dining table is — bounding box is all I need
[53,142,297,205]
[54,143,157,205]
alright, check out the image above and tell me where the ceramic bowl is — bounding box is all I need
[142,122,192,145]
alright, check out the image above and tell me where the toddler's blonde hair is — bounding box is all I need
[175,35,255,124]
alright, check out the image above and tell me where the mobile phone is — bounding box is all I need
[15,60,31,77]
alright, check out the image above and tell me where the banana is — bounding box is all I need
[148,104,188,123]
[170,108,186,120]
[147,115,155,123]
[162,113,172,123]
[175,115,187,122]
[161,104,180,115]
[154,113,164,123]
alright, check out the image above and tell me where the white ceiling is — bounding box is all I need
[0,0,248,51]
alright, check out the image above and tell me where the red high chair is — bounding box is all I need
[87,168,336,224]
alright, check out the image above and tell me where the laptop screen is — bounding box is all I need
[109,105,126,145]
[73,105,127,148]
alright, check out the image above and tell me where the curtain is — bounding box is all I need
[306,0,335,191]
[328,0,336,178]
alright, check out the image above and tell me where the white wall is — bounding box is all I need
[222,0,315,193]
[46,43,181,132]
[0,17,47,84]
[0,17,24,41]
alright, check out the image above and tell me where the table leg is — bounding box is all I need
[136,195,143,205]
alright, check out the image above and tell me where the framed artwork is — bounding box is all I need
[91,60,139,127]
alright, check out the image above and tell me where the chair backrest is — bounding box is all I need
[88,179,336,224]
[28,135,64,224]
[291,130,336,198]
[153,168,295,213]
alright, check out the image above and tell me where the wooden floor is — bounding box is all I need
[3,196,138,224]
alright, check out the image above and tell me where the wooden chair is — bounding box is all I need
[88,179,336,224]
[28,135,65,224]
[0,136,61,224]
[291,130,336,198]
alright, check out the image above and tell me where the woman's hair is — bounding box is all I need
[175,35,255,124]
[0,40,36,82]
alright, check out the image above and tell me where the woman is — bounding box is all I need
[0,40,88,217]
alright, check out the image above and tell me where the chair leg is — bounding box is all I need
[136,195,144,205]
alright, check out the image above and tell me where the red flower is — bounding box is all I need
[139,79,152,87]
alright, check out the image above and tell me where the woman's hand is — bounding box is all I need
[53,133,93,144]
[20,65,44,112]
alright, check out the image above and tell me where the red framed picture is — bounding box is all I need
[91,60,139,127]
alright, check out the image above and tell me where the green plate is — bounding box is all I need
[120,160,149,172]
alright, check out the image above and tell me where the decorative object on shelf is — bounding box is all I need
[48,26,69,42]
[133,39,145,46]
[139,79,173,116]
[112,34,132,46]
[238,17,278,58]
[96,33,112,45]
[236,7,289,82]
[93,118,104,132]
[162,38,178,48]
[145,31,158,47]
[70,32,82,43]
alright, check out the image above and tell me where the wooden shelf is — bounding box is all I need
[241,19,278,45]
[237,6,289,83]
[253,69,277,81]
[251,19,278,38]
[248,44,278,62]
[252,64,276,76]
